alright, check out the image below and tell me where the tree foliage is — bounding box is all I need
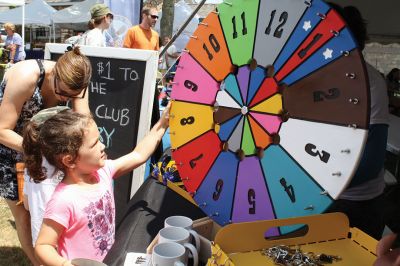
[160,0,174,39]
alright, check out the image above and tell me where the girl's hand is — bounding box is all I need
[160,101,171,128]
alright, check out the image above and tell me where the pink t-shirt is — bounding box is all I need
[44,160,116,261]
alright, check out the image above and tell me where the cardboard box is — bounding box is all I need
[207,213,378,266]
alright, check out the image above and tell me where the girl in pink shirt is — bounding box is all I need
[22,106,169,266]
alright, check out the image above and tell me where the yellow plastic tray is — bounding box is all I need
[207,213,377,265]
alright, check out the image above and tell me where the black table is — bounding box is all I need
[103,177,206,266]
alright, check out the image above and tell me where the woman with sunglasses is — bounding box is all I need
[0,46,91,265]
[79,4,114,47]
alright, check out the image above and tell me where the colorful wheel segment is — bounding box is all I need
[170,0,370,236]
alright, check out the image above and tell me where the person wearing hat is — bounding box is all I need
[79,4,114,47]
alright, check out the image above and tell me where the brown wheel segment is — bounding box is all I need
[213,106,242,124]
[283,49,369,129]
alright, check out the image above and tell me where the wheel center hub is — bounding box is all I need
[241,106,248,115]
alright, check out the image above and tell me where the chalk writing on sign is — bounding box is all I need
[97,61,115,80]
[95,104,130,127]
[98,126,115,148]
[90,81,107,95]
[119,67,139,81]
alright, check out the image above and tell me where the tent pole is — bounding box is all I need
[22,2,25,47]
[53,23,55,42]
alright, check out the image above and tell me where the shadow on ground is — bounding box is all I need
[0,246,32,266]
[8,219,16,230]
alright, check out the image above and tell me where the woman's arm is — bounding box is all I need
[71,85,90,115]
[35,219,73,266]
[113,102,170,178]
[7,43,16,63]
[0,65,36,152]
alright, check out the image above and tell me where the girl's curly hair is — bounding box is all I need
[23,110,93,183]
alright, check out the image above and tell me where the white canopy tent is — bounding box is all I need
[52,0,102,31]
[104,0,141,26]
[0,0,24,5]
[0,0,25,45]
[0,0,57,45]
[0,0,56,25]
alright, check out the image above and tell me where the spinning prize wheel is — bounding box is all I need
[170,0,370,236]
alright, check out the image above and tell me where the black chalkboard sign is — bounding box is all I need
[45,44,158,223]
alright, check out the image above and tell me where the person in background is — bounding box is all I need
[65,32,84,45]
[23,104,170,265]
[4,22,25,64]
[158,36,179,74]
[386,68,400,114]
[123,6,159,50]
[386,68,400,92]
[0,46,91,265]
[79,4,114,47]
[325,4,389,240]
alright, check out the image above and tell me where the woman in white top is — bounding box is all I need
[80,4,113,47]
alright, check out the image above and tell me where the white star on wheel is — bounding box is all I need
[323,48,333,60]
[303,20,312,31]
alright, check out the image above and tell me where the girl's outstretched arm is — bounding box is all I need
[113,102,171,178]
[35,219,73,266]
